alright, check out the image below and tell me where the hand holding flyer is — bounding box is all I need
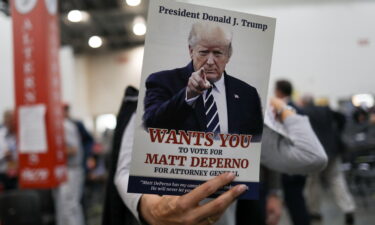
[139,172,246,225]
[128,0,276,200]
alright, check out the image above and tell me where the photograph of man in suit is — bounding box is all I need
[143,22,263,141]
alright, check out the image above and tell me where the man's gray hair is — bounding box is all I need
[188,22,233,57]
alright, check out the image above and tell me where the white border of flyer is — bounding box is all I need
[128,0,276,199]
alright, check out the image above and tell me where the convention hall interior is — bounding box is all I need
[0,0,374,225]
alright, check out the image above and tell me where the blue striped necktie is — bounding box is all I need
[204,87,221,133]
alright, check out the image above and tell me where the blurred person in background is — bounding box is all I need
[274,79,311,225]
[342,107,375,154]
[101,86,139,225]
[301,95,356,225]
[63,104,96,221]
[63,104,94,174]
[0,109,18,191]
[54,105,85,225]
[274,80,303,114]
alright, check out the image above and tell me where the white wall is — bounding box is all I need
[60,46,76,108]
[0,14,14,123]
[183,0,375,107]
[73,56,91,123]
[80,46,144,117]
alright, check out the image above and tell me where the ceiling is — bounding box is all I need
[1,0,148,54]
[1,0,369,54]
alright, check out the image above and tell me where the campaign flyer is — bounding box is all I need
[128,0,276,199]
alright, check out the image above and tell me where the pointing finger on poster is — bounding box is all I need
[187,67,212,99]
[200,68,212,89]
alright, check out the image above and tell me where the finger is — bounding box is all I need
[192,75,209,91]
[194,184,247,221]
[196,220,211,225]
[190,78,200,90]
[180,172,236,208]
[196,215,221,225]
[188,77,205,94]
[192,75,210,90]
[191,68,204,81]
[201,67,206,79]
[198,67,205,78]
[200,68,212,88]
[197,78,209,90]
[189,82,203,95]
[191,73,204,85]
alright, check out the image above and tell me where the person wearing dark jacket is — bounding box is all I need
[101,86,139,225]
[302,95,356,225]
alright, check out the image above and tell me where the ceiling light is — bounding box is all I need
[88,36,103,48]
[126,0,141,7]
[67,10,83,23]
[133,23,146,36]
[352,94,374,108]
[133,17,146,36]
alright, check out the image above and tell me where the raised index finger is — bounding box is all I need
[199,67,211,89]
[179,172,236,208]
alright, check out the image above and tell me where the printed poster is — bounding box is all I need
[128,0,276,199]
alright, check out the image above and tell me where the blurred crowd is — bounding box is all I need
[1,80,375,225]
[0,105,112,225]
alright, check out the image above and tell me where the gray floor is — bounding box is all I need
[279,189,375,225]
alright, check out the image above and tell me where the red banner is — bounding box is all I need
[11,0,67,188]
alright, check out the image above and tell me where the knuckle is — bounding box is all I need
[213,199,227,210]
[201,183,217,195]
[175,199,188,212]
[150,206,161,218]
[159,197,177,216]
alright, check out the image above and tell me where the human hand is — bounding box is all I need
[270,97,295,122]
[269,97,286,112]
[187,67,212,99]
[139,172,247,225]
[266,194,282,225]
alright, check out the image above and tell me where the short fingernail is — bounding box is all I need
[226,172,236,180]
[236,184,248,194]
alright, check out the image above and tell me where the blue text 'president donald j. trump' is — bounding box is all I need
[143,22,263,142]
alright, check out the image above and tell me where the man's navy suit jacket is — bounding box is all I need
[143,62,263,141]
